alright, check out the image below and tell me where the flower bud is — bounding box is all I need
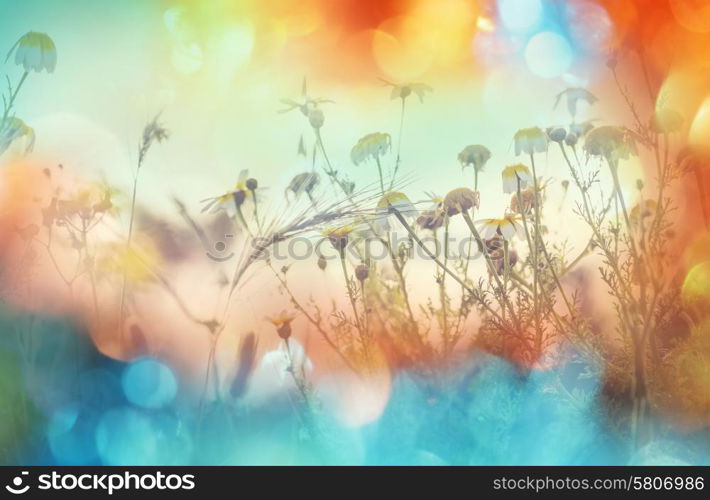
[233,189,246,207]
[277,322,291,340]
[355,264,369,281]
[309,109,325,129]
[564,133,578,147]
[246,178,258,191]
[317,255,327,270]
[548,128,567,142]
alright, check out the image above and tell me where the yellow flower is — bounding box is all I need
[514,127,548,156]
[97,238,160,283]
[475,216,523,240]
[351,132,391,165]
[380,79,433,102]
[501,164,532,194]
[442,188,479,216]
[375,191,417,232]
[584,125,637,162]
[9,31,57,73]
[0,117,35,155]
[458,144,491,172]
[323,225,355,252]
[268,312,296,340]
[200,169,251,216]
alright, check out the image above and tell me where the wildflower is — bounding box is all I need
[8,31,57,73]
[201,170,251,217]
[630,199,658,226]
[0,117,35,155]
[286,172,320,200]
[651,108,683,134]
[458,144,492,172]
[417,209,446,231]
[351,132,391,166]
[583,125,637,163]
[380,79,433,103]
[323,225,355,252]
[514,127,548,156]
[501,164,532,194]
[553,88,597,118]
[510,187,542,215]
[355,264,369,281]
[268,312,296,340]
[375,191,418,233]
[547,127,567,143]
[442,188,479,216]
[475,215,523,240]
[565,132,578,148]
[279,78,333,117]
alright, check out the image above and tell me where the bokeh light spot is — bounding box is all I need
[525,32,573,79]
[122,358,177,409]
[498,0,542,33]
[95,407,158,465]
[682,261,710,315]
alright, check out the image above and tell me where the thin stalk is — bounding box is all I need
[339,249,366,356]
[460,210,522,332]
[375,156,385,195]
[1,71,28,129]
[390,97,406,190]
[118,171,141,339]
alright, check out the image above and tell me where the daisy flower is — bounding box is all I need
[553,88,597,118]
[501,164,532,194]
[200,170,251,217]
[350,132,391,166]
[584,125,637,163]
[286,172,320,200]
[442,188,479,216]
[278,78,333,117]
[380,79,433,103]
[375,191,418,232]
[458,144,492,172]
[8,31,57,73]
[0,117,35,155]
[323,225,355,252]
[514,127,548,156]
[475,215,524,240]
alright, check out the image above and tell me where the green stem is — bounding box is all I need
[375,156,385,196]
[339,250,366,355]
[1,71,28,129]
[390,97,406,190]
